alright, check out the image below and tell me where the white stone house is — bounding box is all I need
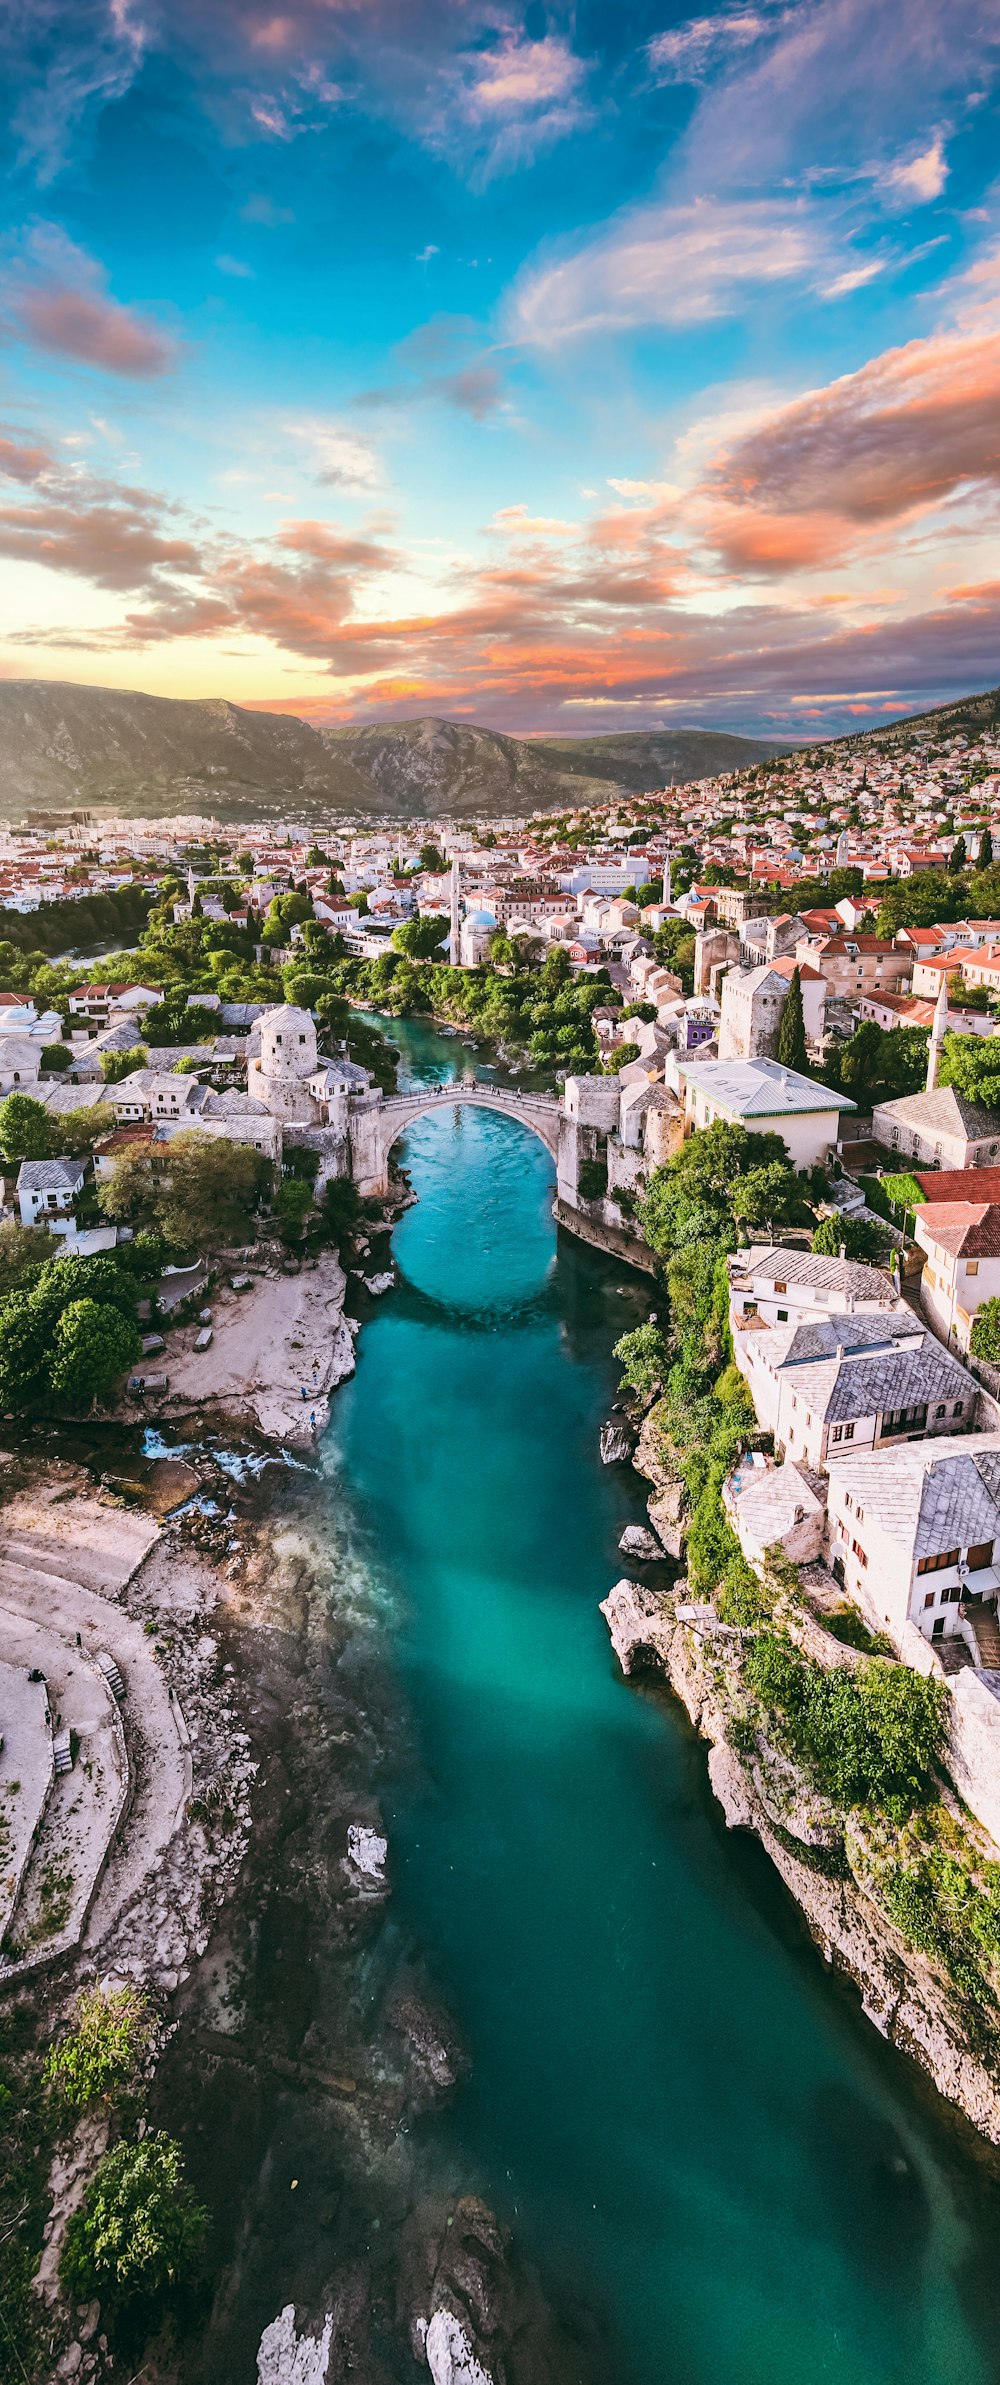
[825,1435,1000,1649]
[914,1201,1000,1352]
[728,1244,900,1331]
[17,1156,84,1233]
[675,1056,855,1171]
[872,1086,1000,1171]
[717,958,824,1062]
[734,1309,975,1469]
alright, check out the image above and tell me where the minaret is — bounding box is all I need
[926,973,948,1094]
[449,855,461,967]
[187,864,196,906]
[663,844,671,908]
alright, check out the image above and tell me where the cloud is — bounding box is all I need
[647,11,775,84]
[0,432,54,485]
[700,310,1000,571]
[511,198,827,342]
[882,135,949,204]
[0,493,202,591]
[421,30,592,182]
[240,193,295,225]
[285,416,383,489]
[216,253,255,278]
[358,316,506,417]
[6,230,178,376]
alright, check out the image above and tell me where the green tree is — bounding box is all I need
[949,835,967,873]
[979,827,993,871]
[939,1032,1000,1111]
[40,1043,70,1072]
[391,916,448,960]
[599,1042,640,1074]
[321,1175,361,1249]
[274,1177,313,1241]
[812,1214,886,1262]
[99,1130,264,1253]
[101,1043,148,1084]
[875,872,961,936]
[613,1323,669,1399]
[60,1102,115,1159]
[0,1220,52,1297]
[49,1299,140,1406]
[775,966,808,1071]
[419,843,446,873]
[0,1093,50,1162]
[60,2134,207,2311]
[971,1299,1000,1365]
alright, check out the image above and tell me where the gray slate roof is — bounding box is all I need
[874,1085,1000,1138]
[16,1157,83,1191]
[737,1245,897,1301]
[830,1436,1000,1561]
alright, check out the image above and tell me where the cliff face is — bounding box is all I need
[601,1578,1000,2147]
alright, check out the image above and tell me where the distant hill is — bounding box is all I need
[0,679,787,822]
[822,686,1000,755]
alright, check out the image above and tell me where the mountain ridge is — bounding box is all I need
[0,678,788,821]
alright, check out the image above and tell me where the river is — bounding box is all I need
[306,1014,1000,2385]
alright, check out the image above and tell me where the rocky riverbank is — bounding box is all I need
[601,1572,1000,2149]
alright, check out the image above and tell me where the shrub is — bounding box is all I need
[60,2134,207,2309]
[812,1214,886,1263]
[971,1298,1000,1365]
[40,1044,70,1072]
[744,1632,946,1815]
[613,1324,668,1400]
[44,1985,152,2112]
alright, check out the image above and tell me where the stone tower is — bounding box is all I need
[449,856,461,968]
[926,974,948,1094]
[249,1002,318,1123]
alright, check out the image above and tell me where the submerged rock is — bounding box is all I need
[257,2305,334,2384]
[599,1416,634,1465]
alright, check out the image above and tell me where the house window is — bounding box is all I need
[935,1403,946,1417]
[832,1422,855,1443]
[954,1400,964,1416]
[852,1540,868,1567]
[967,1261,979,1278]
[968,1541,994,1571]
[924,1590,936,1609]
[774,1281,786,1294]
[917,1547,961,1575]
[777,1308,788,1321]
[883,1402,927,1435]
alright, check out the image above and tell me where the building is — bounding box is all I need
[723,1451,826,1569]
[717,958,824,1061]
[872,1085,1000,1171]
[674,1055,855,1170]
[247,1003,318,1124]
[728,1244,899,1330]
[733,1309,975,1470]
[826,1436,1000,1649]
[17,1156,84,1232]
[914,1202,1000,1352]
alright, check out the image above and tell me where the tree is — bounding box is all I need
[60,1102,115,1159]
[60,2134,207,2310]
[635,879,663,906]
[775,966,808,1072]
[100,1129,264,1253]
[0,1092,50,1162]
[729,1160,805,1232]
[875,872,962,937]
[49,1299,140,1407]
[599,1042,641,1074]
[0,1220,52,1297]
[613,1323,668,1399]
[321,1175,361,1248]
[949,835,967,873]
[274,1177,313,1242]
[40,1043,70,1072]
[980,827,993,871]
[971,1299,1000,1365]
[391,916,448,960]
[419,843,446,873]
[812,1214,886,1262]
[101,1043,148,1084]
[939,1033,1000,1112]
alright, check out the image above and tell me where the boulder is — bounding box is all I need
[599,1416,634,1465]
[618,1523,662,1561]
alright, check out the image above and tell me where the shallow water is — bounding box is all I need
[322,1014,1000,2385]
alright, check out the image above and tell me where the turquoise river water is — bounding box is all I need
[319,1015,1000,2385]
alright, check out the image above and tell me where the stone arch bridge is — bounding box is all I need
[349,1081,577,1202]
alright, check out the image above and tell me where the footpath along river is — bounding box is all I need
[317,1015,1000,2385]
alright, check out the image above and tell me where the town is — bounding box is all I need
[7,685,1000,2381]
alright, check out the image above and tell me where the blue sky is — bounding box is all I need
[0,0,998,737]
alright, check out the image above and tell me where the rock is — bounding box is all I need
[599,1416,634,1465]
[364,1272,395,1296]
[426,2309,497,2385]
[618,1523,662,1561]
[77,2302,100,2344]
[647,1480,685,1560]
[56,2348,83,2381]
[256,2304,334,2384]
[346,1823,387,1880]
[600,1578,675,1678]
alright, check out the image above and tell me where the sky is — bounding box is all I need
[0,1,998,741]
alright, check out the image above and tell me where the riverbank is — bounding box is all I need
[149,1248,358,1448]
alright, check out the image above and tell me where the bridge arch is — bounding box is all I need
[377,1083,565,1165]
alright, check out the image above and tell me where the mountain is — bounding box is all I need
[0,679,786,822]
[822,686,1000,755]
